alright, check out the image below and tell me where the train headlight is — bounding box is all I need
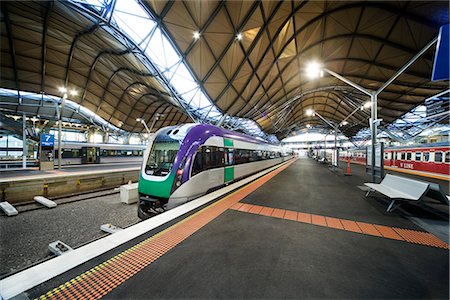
[171,158,186,193]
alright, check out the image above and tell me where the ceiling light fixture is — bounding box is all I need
[306,109,315,116]
[305,61,323,79]
[363,101,372,109]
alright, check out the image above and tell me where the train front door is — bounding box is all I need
[81,147,100,164]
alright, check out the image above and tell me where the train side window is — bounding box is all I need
[210,147,224,168]
[192,148,204,176]
[397,152,401,160]
[62,149,73,159]
[191,146,223,175]
[406,152,412,160]
[225,148,234,166]
[423,152,430,162]
[235,149,243,164]
[445,152,450,163]
[434,152,443,163]
[401,152,406,160]
[217,147,225,166]
[203,147,213,169]
[415,152,422,161]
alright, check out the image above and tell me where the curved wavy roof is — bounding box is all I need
[1,1,448,140]
[142,0,449,138]
[1,1,191,133]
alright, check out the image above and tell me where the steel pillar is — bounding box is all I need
[22,112,27,169]
[370,93,377,182]
[58,98,65,169]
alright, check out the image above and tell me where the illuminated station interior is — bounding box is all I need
[0,1,449,300]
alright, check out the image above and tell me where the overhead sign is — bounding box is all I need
[41,134,55,147]
[432,24,449,81]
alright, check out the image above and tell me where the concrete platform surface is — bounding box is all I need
[13,159,450,299]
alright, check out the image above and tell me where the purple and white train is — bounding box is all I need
[138,123,293,219]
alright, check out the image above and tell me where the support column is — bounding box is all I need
[103,131,109,143]
[58,120,62,169]
[370,93,377,182]
[22,112,27,169]
[334,125,338,170]
[58,97,65,169]
[334,126,338,151]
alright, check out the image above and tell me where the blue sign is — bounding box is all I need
[41,134,55,147]
[432,24,449,81]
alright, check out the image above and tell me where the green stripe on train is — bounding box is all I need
[224,138,234,147]
[224,166,234,182]
[138,173,175,198]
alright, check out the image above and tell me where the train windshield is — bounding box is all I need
[145,141,180,176]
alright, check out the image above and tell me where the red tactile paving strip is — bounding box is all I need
[260,206,274,216]
[297,212,311,223]
[36,160,296,300]
[393,228,449,249]
[325,217,344,230]
[271,208,286,218]
[229,204,449,250]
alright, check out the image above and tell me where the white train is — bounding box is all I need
[138,124,294,219]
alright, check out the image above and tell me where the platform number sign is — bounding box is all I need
[41,134,55,147]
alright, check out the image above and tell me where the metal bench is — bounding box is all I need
[418,180,449,206]
[318,157,328,164]
[364,174,430,212]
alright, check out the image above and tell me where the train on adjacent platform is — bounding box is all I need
[138,123,293,219]
[0,142,145,169]
[53,142,145,165]
[339,142,450,177]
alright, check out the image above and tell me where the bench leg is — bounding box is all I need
[365,189,373,197]
[386,200,396,212]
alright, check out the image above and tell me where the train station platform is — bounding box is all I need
[1,158,448,299]
[0,163,140,204]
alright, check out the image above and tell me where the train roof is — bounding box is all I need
[347,141,450,151]
[60,141,146,150]
[155,123,281,147]
[385,142,449,150]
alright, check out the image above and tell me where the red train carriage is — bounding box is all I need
[339,143,450,179]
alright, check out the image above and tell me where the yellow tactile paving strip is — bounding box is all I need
[36,160,296,300]
[229,203,449,250]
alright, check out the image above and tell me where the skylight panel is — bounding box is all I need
[76,0,107,12]
[146,28,181,70]
[169,65,199,95]
[193,91,212,109]
[112,0,155,44]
